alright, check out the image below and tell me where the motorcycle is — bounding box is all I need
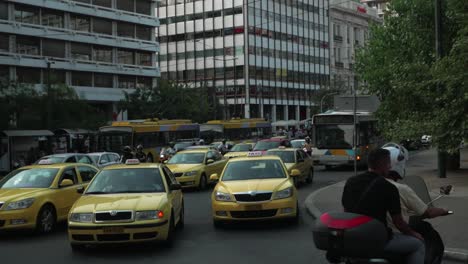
[313,183,453,264]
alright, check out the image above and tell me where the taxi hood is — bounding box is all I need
[217,178,291,193]
[166,164,203,173]
[72,193,168,213]
[0,188,49,202]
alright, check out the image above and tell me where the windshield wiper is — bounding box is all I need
[85,191,109,195]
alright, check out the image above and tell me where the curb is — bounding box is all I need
[304,183,468,262]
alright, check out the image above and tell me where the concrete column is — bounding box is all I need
[271,105,277,122]
[244,103,250,119]
[295,105,300,129]
[260,103,264,119]
[284,105,288,121]
[306,106,311,119]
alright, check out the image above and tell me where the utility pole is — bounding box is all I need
[353,88,358,177]
[435,0,446,178]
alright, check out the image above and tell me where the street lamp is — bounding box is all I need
[320,92,338,113]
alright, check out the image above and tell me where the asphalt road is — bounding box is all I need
[0,167,364,264]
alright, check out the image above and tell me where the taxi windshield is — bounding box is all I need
[85,168,165,194]
[222,160,286,181]
[0,168,58,189]
[266,151,295,163]
[230,144,251,152]
[291,140,305,149]
[253,141,281,151]
[167,153,205,164]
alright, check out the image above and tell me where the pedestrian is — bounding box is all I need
[383,145,449,264]
[342,148,425,264]
[304,137,313,156]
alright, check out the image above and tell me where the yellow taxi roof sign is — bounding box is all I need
[247,151,263,157]
[125,159,140,165]
[38,159,54,165]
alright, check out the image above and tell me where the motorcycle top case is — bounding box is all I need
[313,212,388,258]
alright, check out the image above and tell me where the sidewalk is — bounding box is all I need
[305,147,468,263]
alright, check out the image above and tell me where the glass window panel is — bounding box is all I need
[93,0,111,8]
[71,43,92,60]
[94,73,113,87]
[137,76,152,89]
[116,0,134,12]
[93,18,112,35]
[50,70,66,84]
[137,52,152,66]
[70,14,90,32]
[93,45,112,62]
[16,36,40,55]
[16,67,40,84]
[0,34,9,52]
[136,25,152,40]
[118,75,136,89]
[14,4,39,24]
[136,0,151,15]
[41,9,64,28]
[118,49,134,65]
[42,39,65,58]
[117,22,134,38]
[71,71,92,86]
[0,2,8,20]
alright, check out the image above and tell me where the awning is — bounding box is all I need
[3,130,54,137]
[200,124,224,133]
[54,128,95,135]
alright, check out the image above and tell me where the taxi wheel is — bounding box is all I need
[198,174,207,191]
[36,204,56,234]
[164,212,175,247]
[177,202,185,230]
[306,169,314,184]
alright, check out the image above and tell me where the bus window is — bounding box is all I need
[316,125,354,149]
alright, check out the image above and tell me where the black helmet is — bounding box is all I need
[123,146,132,152]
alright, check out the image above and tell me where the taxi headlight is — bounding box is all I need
[5,198,35,210]
[70,213,93,223]
[274,187,293,200]
[184,171,198,176]
[136,210,164,220]
[215,191,233,202]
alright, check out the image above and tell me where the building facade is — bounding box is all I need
[0,0,159,118]
[361,0,389,17]
[157,0,330,122]
[329,0,380,94]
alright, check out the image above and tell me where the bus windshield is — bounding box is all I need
[98,132,132,153]
[316,125,354,149]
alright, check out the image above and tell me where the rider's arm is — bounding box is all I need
[387,184,423,240]
[391,214,423,241]
[400,185,448,219]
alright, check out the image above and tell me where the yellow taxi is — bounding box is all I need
[166,149,227,190]
[0,161,98,233]
[266,147,314,187]
[68,159,184,251]
[223,143,255,159]
[210,152,299,227]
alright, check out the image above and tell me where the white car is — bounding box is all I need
[87,152,121,168]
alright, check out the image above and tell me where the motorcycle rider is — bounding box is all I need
[135,145,147,163]
[304,136,313,156]
[342,148,425,264]
[120,146,134,163]
[383,145,449,264]
[218,139,228,155]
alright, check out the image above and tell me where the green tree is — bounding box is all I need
[356,0,467,155]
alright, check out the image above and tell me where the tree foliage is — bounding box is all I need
[118,80,223,123]
[356,0,467,152]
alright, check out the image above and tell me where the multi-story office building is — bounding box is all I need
[330,0,381,93]
[0,0,159,118]
[157,0,330,122]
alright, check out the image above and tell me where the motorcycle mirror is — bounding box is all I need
[440,185,453,195]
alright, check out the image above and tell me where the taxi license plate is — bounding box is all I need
[102,227,124,234]
[244,204,262,211]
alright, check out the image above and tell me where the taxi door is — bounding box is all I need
[162,167,182,221]
[206,150,226,177]
[295,150,308,181]
[52,166,83,220]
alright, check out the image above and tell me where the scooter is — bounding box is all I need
[313,185,453,264]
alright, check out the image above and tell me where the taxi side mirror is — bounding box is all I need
[60,179,74,188]
[206,159,214,164]
[77,186,85,194]
[170,183,182,191]
[210,173,219,181]
[290,169,301,177]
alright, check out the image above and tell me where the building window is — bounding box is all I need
[117,22,135,38]
[42,39,65,58]
[71,43,92,60]
[0,34,9,52]
[71,71,92,86]
[16,36,40,55]
[118,75,136,89]
[93,18,113,35]
[118,49,134,65]
[14,4,39,24]
[136,25,152,41]
[0,66,9,81]
[136,0,151,15]
[41,9,64,28]
[92,0,111,8]
[137,52,152,66]
[93,46,112,63]
[117,0,134,12]
[50,70,66,84]
[137,77,152,88]
[94,73,113,87]
[16,67,41,84]
[0,2,8,20]
[71,14,90,32]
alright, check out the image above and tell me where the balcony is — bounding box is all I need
[334,35,343,42]
[7,0,159,27]
[0,20,159,52]
[0,51,160,77]
[335,62,344,68]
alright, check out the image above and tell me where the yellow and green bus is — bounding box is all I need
[200,118,272,142]
[98,119,199,162]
